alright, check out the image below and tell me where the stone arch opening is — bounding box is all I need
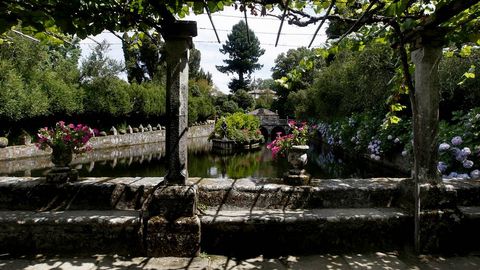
[270,126,286,141]
[259,126,269,141]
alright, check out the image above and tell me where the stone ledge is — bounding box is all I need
[0,210,141,255]
[200,208,409,224]
[0,177,163,211]
[201,207,411,255]
[192,178,407,209]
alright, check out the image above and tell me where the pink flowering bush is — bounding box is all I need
[267,120,311,158]
[36,121,96,154]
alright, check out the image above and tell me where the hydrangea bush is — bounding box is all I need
[316,112,411,161]
[36,121,96,154]
[438,108,480,180]
[315,107,480,181]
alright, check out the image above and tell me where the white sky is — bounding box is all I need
[79,6,328,93]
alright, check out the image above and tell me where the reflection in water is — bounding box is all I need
[7,137,405,179]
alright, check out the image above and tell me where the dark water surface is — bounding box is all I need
[22,138,405,179]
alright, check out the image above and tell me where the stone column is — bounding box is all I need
[411,45,442,185]
[163,21,197,185]
[142,20,200,258]
[411,37,454,253]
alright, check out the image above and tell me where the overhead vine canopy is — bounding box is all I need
[1,1,478,43]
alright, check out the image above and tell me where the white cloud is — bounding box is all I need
[80,6,327,93]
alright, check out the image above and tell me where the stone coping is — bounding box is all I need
[1,177,480,211]
[0,124,214,162]
[200,208,409,223]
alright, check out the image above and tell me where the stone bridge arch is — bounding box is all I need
[248,108,290,142]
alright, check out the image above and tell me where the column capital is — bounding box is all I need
[410,27,447,50]
[161,20,197,41]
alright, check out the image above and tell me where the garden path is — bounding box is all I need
[1,251,480,269]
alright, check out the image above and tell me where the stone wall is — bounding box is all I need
[0,124,214,162]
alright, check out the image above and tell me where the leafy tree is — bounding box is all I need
[129,82,166,117]
[439,49,480,118]
[189,78,216,124]
[216,20,265,93]
[231,89,255,112]
[0,32,82,120]
[80,41,123,82]
[122,32,165,83]
[303,43,395,120]
[271,47,325,117]
[83,76,132,117]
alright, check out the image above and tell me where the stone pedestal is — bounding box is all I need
[284,170,310,186]
[146,216,200,257]
[417,183,461,253]
[399,181,461,253]
[145,185,200,257]
[284,145,310,186]
[46,167,78,183]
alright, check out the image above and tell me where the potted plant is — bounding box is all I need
[36,121,96,183]
[267,120,312,185]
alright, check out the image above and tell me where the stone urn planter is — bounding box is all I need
[47,146,78,183]
[284,145,310,185]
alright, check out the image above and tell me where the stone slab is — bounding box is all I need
[193,178,406,210]
[0,210,141,255]
[201,208,411,255]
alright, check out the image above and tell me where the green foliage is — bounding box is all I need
[83,76,133,117]
[0,60,49,121]
[271,47,325,117]
[130,82,166,117]
[231,89,255,112]
[216,20,265,93]
[439,48,480,118]
[122,32,165,83]
[304,43,395,120]
[0,32,83,120]
[188,79,216,124]
[80,41,124,81]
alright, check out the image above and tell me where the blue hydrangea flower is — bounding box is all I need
[437,161,447,173]
[463,160,474,169]
[438,143,450,151]
[448,172,458,178]
[461,147,472,156]
[451,136,463,146]
[470,170,480,180]
[458,173,471,180]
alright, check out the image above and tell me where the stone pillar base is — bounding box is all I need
[146,216,200,257]
[46,167,78,184]
[284,170,310,186]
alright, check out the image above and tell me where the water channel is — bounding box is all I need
[2,137,406,179]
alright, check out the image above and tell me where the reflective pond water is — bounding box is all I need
[5,137,407,179]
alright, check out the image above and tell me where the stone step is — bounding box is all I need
[0,177,161,211]
[192,177,405,209]
[447,180,480,206]
[0,210,141,255]
[200,207,412,256]
[458,206,480,252]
